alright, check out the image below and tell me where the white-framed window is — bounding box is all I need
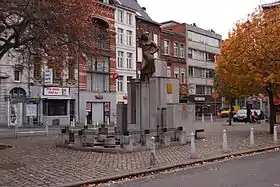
[173,42,179,57]
[117,10,124,23]
[14,70,20,82]
[117,28,124,44]
[126,30,132,46]
[117,76,124,92]
[180,44,185,58]
[180,69,185,84]
[164,40,170,55]
[153,33,159,58]
[117,51,124,68]
[127,52,132,69]
[167,66,171,77]
[205,86,213,95]
[174,67,179,79]
[188,66,194,77]
[126,13,132,25]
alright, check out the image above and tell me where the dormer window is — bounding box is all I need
[99,0,110,4]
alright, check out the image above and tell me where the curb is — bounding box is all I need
[60,145,280,187]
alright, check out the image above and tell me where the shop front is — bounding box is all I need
[79,92,116,126]
[37,86,73,126]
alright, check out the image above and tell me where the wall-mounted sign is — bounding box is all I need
[123,95,128,100]
[26,104,37,117]
[194,97,205,101]
[167,83,173,94]
[44,69,53,85]
[95,95,104,100]
[43,87,69,96]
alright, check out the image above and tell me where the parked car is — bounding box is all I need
[233,109,247,122]
[220,106,240,118]
[233,109,262,122]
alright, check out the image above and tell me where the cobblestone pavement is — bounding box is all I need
[0,121,279,187]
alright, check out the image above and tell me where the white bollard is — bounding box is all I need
[250,128,255,146]
[72,117,76,127]
[150,136,156,165]
[274,125,278,144]
[222,129,228,152]
[210,114,213,122]
[14,124,18,138]
[190,133,196,158]
[45,121,49,136]
[107,117,110,126]
[85,117,88,128]
[202,114,205,123]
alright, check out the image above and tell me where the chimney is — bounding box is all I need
[142,7,146,11]
[192,23,197,27]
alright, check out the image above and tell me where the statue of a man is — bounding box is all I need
[139,32,159,82]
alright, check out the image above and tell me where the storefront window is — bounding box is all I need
[43,100,67,116]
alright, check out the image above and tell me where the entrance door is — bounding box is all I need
[92,103,104,124]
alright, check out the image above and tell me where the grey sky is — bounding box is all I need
[138,0,275,39]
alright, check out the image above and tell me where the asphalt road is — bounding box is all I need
[107,151,280,187]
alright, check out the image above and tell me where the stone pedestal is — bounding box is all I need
[145,134,152,149]
[97,134,107,142]
[104,136,116,148]
[122,135,133,152]
[178,131,186,145]
[163,132,171,146]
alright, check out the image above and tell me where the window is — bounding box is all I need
[126,30,132,46]
[174,67,179,79]
[180,44,185,58]
[167,66,171,77]
[117,51,124,68]
[188,66,194,77]
[127,76,133,83]
[117,76,124,92]
[207,53,216,62]
[43,100,67,116]
[127,52,132,69]
[196,85,205,95]
[99,0,109,4]
[194,67,203,78]
[118,10,124,23]
[153,33,159,58]
[180,69,185,84]
[117,28,124,44]
[188,48,193,58]
[126,13,132,25]
[193,49,206,61]
[33,57,41,79]
[86,56,110,92]
[87,73,109,92]
[188,31,220,47]
[173,42,179,57]
[205,86,213,95]
[14,70,20,81]
[68,58,75,80]
[164,40,170,55]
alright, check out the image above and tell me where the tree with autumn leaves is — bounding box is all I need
[216,6,280,133]
[0,0,110,70]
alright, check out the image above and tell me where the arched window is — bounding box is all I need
[10,88,26,97]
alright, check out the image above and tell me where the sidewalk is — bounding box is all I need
[0,120,278,187]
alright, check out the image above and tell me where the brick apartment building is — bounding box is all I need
[160,21,188,102]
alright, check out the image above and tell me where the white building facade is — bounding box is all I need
[186,24,222,116]
[115,5,137,104]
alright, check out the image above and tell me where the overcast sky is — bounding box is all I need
[138,0,275,39]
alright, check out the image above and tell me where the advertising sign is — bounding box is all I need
[44,69,53,85]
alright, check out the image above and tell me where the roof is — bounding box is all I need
[116,0,160,25]
[262,1,280,9]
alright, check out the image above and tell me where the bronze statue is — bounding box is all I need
[139,32,159,82]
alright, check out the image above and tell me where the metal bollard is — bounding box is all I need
[150,136,156,165]
[274,125,278,144]
[250,128,254,146]
[84,117,88,129]
[222,129,228,152]
[190,133,196,158]
[45,121,49,136]
[210,114,213,122]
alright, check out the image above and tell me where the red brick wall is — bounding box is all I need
[163,23,186,34]
[79,2,116,92]
[160,29,186,83]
